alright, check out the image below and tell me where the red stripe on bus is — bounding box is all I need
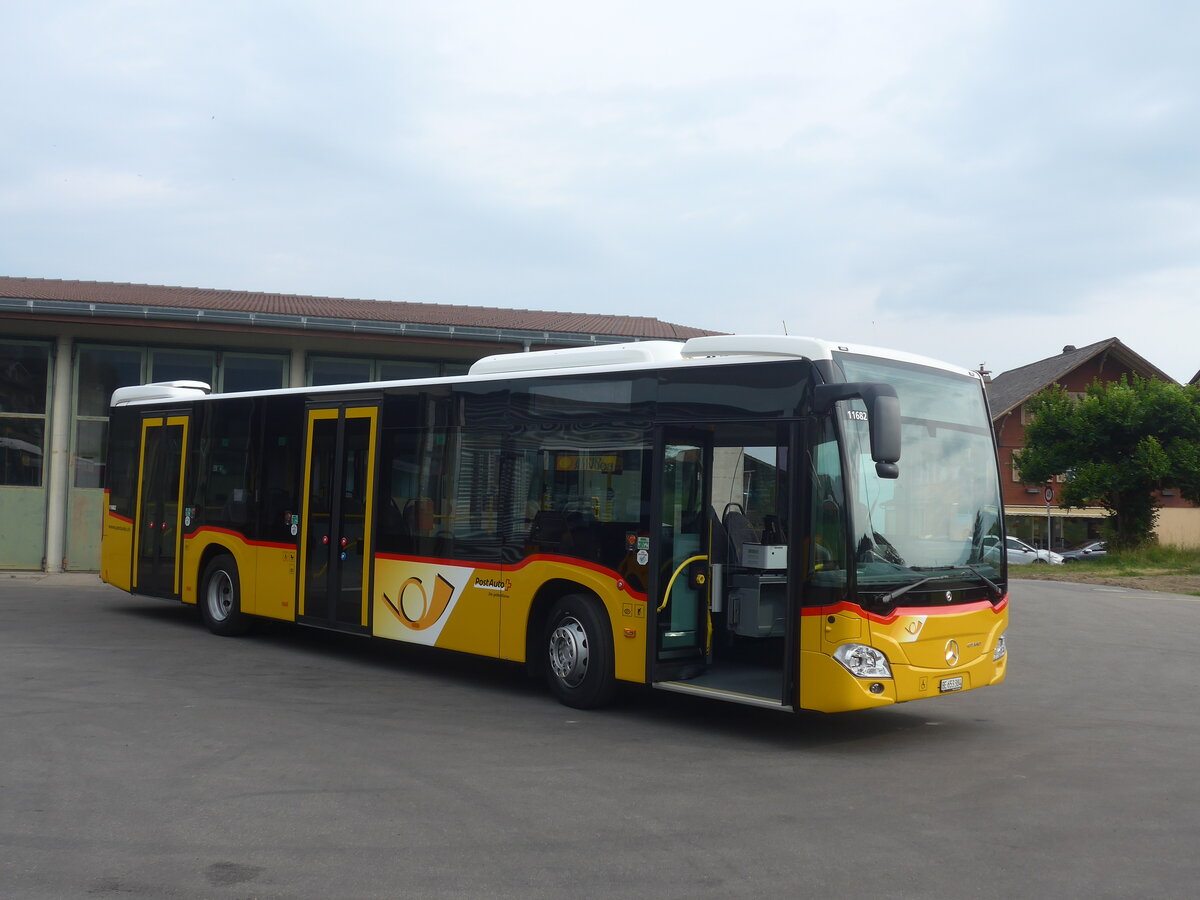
[510,553,649,602]
[183,525,295,551]
[803,595,1008,624]
[373,551,649,602]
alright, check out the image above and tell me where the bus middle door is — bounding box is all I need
[298,405,379,632]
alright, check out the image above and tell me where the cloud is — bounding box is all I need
[2,1,1198,384]
[0,169,176,211]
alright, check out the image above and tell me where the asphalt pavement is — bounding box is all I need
[2,573,1199,899]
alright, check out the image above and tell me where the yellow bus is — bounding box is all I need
[101,335,1008,712]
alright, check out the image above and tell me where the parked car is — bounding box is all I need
[1061,540,1107,563]
[983,535,1064,565]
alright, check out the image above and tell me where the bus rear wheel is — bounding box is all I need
[544,594,615,709]
[200,554,251,636]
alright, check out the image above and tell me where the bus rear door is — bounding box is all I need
[132,414,189,598]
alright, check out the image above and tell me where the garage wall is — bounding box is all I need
[1156,508,1200,548]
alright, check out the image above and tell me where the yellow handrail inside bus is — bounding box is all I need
[658,554,709,613]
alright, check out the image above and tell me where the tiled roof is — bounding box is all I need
[0,276,714,341]
[985,338,1176,419]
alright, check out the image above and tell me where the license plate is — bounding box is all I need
[939,676,963,693]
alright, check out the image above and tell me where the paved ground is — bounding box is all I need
[3,574,1199,899]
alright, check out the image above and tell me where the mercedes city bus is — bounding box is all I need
[101,335,1008,712]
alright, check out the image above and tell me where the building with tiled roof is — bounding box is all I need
[0,276,710,344]
[986,338,1174,419]
[985,338,1196,550]
[0,276,714,572]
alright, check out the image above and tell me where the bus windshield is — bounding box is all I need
[835,353,1003,594]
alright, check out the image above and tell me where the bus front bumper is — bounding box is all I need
[798,649,1007,714]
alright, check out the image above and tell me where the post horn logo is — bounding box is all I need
[383,574,456,630]
[944,639,960,667]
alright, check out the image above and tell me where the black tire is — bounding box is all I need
[543,593,616,709]
[199,554,251,636]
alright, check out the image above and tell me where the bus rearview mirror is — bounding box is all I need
[813,381,901,479]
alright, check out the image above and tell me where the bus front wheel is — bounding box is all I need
[544,594,615,709]
[200,554,251,636]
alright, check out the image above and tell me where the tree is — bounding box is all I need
[1015,375,1200,549]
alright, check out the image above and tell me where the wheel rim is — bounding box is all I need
[548,616,589,688]
[205,569,234,622]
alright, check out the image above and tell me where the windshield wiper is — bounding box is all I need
[877,566,1002,606]
[877,575,947,605]
[963,564,1003,599]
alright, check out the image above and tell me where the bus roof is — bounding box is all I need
[110,335,976,408]
[471,335,975,378]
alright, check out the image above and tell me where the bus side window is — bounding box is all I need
[509,425,651,578]
[377,428,420,555]
[105,407,139,518]
[808,424,847,585]
[200,398,256,528]
[259,396,303,544]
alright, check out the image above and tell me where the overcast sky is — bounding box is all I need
[3,1,1198,381]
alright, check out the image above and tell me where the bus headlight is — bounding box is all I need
[993,632,1007,661]
[833,643,892,678]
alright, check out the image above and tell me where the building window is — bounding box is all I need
[74,346,144,489]
[220,354,287,392]
[0,341,50,486]
[73,419,108,489]
[310,356,468,386]
[77,346,142,417]
[152,349,215,386]
[378,360,440,381]
[309,357,372,386]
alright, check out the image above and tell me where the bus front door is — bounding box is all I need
[132,415,189,598]
[299,406,378,632]
[652,431,711,678]
[652,423,794,708]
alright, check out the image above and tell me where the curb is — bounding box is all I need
[1,572,105,587]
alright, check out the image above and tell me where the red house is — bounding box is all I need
[985,338,1196,550]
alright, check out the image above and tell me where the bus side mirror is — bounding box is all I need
[813,381,901,479]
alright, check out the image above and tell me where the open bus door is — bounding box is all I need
[298,405,379,632]
[652,422,795,709]
[132,414,189,598]
[652,429,711,679]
